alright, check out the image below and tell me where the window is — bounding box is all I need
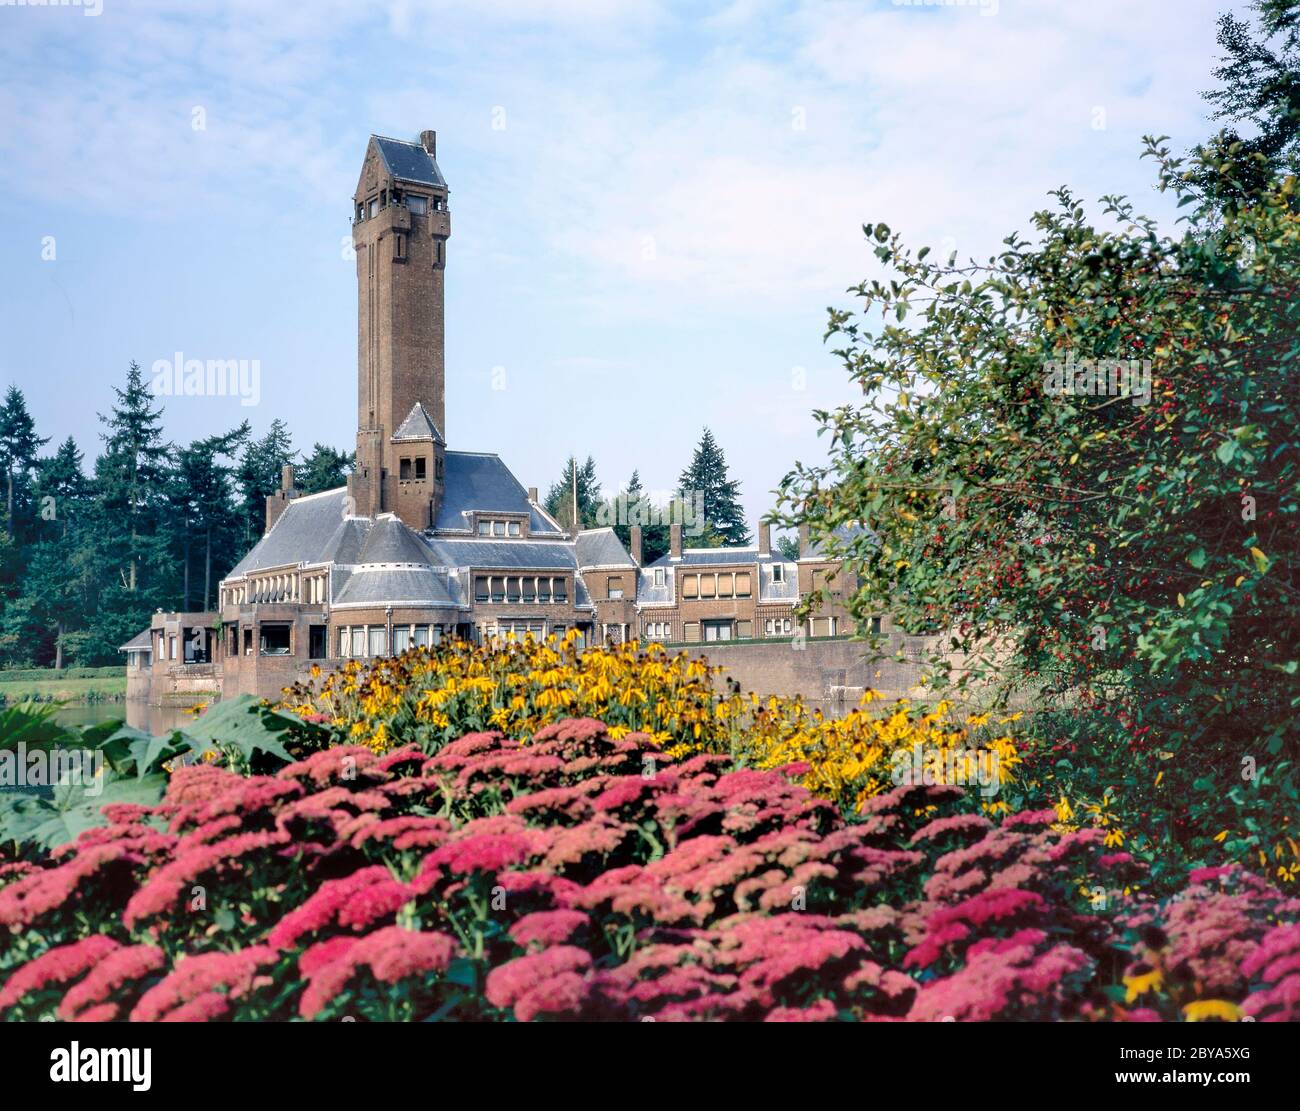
[506,577,521,603]
[771,564,785,584]
[537,579,551,603]
[735,572,751,597]
[415,457,427,480]
[168,636,176,660]
[368,626,387,658]
[736,620,752,639]
[653,568,665,587]
[243,627,253,655]
[508,521,520,537]
[870,616,883,636]
[413,626,429,648]
[522,577,536,603]
[682,575,698,599]
[717,574,733,599]
[340,628,351,657]
[407,195,427,215]
[492,521,505,537]
[699,575,716,599]
[683,622,700,643]
[368,198,378,218]
[394,626,410,652]
[474,576,490,603]
[478,520,491,536]
[400,457,413,480]
[703,620,732,642]
[491,577,505,603]
[356,203,364,222]
[608,576,624,600]
[309,626,327,660]
[394,233,406,261]
[260,624,291,656]
[552,578,568,603]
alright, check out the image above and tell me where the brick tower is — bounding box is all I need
[347,130,450,529]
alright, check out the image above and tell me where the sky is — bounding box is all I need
[0,0,1253,535]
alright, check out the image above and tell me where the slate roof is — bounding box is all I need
[433,452,563,536]
[644,546,783,569]
[118,628,152,652]
[423,537,578,571]
[802,524,874,559]
[575,528,635,569]
[392,401,445,444]
[333,567,457,608]
[373,136,446,188]
[227,488,355,577]
[358,516,436,565]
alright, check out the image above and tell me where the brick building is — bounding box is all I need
[128,131,858,701]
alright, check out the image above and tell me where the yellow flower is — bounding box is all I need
[1182,1000,1241,1023]
[1123,967,1163,1003]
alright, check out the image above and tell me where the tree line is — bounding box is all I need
[0,368,766,670]
[0,363,352,670]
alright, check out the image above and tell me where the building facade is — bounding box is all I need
[126,131,859,702]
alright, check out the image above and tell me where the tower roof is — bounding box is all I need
[392,401,445,444]
[372,135,446,188]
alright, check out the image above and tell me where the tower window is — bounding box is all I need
[400,457,412,480]
[415,457,427,480]
[407,195,427,215]
[394,233,406,261]
[368,198,378,218]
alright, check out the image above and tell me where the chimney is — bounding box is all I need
[265,464,298,532]
[798,523,810,558]
[527,486,538,503]
[420,129,437,157]
[629,525,643,566]
[670,522,683,559]
[758,521,771,555]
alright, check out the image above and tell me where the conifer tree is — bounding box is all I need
[677,427,750,547]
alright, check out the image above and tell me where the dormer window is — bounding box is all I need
[654,568,665,587]
[407,195,428,215]
[772,564,785,584]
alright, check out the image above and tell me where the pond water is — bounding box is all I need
[54,701,215,736]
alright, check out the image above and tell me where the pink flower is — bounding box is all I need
[0,936,121,1011]
[297,928,457,1019]
[130,947,278,1022]
[485,946,592,1021]
[509,910,589,949]
[59,944,166,1019]
[765,998,838,1022]
[268,866,412,950]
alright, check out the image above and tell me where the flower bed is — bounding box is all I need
[2,716,1295,1021]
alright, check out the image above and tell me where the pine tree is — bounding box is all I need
[0,386,49,541]
[677,427,750,547]
[170,425,249,612]
[94,362,170,596]
[298,443,354,494]
[237,419,295,545]
[28,438,92,668]
[543,455,601,533]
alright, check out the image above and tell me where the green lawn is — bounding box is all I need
[0,667,127,705]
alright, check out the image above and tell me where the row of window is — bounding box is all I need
[473,576,568,604]
[478,518,522,537]
[680,572,752,600]
[355,191,445,223]
[339,624,445,659]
